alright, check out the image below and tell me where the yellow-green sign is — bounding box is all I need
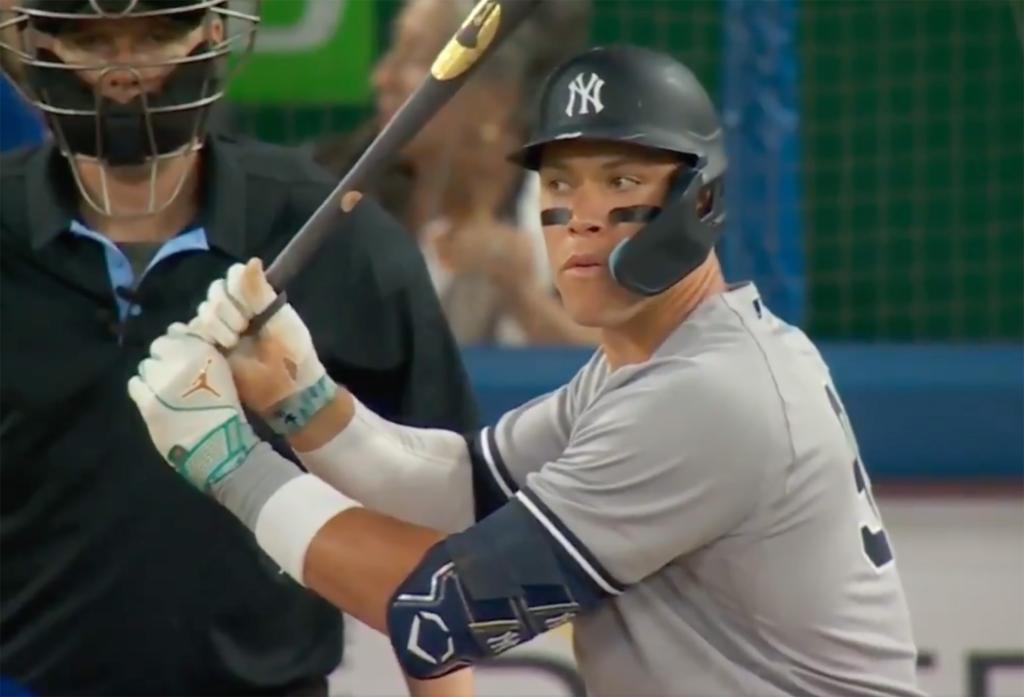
[229,0,376,105]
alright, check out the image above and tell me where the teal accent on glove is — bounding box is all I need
[167,415,260,491]
[265,375,338,436]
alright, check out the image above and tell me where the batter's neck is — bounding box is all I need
[601,253,727,370]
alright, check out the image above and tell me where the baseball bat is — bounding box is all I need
[248,0,541,333]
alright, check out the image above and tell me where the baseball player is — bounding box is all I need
[129,46,924,696]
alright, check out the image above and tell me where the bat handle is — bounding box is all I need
[244,291,289,338]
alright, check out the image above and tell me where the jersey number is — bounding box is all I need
[825,383,894,571]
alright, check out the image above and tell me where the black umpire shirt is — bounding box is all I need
[0,134,480,694]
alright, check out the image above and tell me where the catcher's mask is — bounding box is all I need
[0,0,260,218]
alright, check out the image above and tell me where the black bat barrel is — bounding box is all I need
[264,0,540,290]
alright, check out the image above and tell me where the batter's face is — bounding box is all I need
[538,140,681,327]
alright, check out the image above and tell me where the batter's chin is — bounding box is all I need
[560,299,613,329]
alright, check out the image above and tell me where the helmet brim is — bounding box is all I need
[510,125,724,179]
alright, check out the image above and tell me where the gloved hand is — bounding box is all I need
[128,322,330,546]
[191,258,335,435]
[128,322,259,493]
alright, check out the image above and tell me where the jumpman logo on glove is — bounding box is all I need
[181,358,221,399]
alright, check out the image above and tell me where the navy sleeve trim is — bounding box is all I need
[467,426,518,520]
[482,426,517,496]
[516,488,627,595]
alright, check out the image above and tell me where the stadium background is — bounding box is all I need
[0,1,1021,695]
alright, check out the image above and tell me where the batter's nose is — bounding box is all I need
[567,215,604,235]
[567,193,608,235]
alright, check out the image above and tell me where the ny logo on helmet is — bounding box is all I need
[565,72,605,117]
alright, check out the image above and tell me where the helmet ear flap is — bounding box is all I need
[608,165,725,296]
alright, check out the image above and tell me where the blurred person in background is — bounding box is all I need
[315,0,598,346]
[0,1,476,694]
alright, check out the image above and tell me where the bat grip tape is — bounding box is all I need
[244,292,289,337]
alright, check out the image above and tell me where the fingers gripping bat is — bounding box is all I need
[247,0,541,334]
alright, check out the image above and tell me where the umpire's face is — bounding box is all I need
[538,139,680,327]
[40,14,222,105]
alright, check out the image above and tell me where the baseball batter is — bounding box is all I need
[129,46,924,696]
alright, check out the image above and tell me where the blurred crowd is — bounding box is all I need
[314,0,598,347]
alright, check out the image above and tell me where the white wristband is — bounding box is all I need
[254,473,361,586]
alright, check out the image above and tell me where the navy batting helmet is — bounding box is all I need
[514,44,727,296]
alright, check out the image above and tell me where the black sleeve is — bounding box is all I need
[347,199,480,433]
[257,144,481,436]
[391,232,481,433]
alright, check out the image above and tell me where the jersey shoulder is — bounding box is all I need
[581,320,793,469]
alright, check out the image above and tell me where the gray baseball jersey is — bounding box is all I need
[478,283,922,697]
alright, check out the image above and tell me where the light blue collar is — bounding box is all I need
[67,219,210,322]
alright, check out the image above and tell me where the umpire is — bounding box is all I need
[0,1,478,694]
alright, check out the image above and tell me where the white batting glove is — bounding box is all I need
[128,323,260,493]
[191,258,334,435]
[128,323,328,545]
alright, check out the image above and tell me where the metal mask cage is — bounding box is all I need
[0,0,261,218]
